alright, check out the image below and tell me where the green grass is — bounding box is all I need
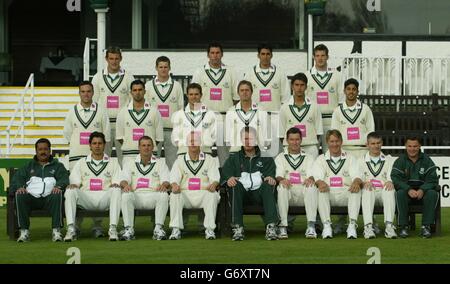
[1,208,450,264]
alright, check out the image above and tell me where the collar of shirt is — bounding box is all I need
[255,64,275,74]
[325,150,347,161]
[155,77,173,87]
[288,96,311,107]
[86,153,110,164]
[204,63,226,72]
[342,100,362,111]
[103,68,125,76]
[128,100,151,111]
[364,152,386,163]
[77,102,97,112]
[135,154,157,165]
[235,102,258,112]
[284,147,305,157]
[186,151,205,162]
[184,104,206,115]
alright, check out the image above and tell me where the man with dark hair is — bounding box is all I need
[221,126,279,241]
[331,78,374,158]
[92,46,135,160]
[279,72,323,159]
[391,135,439,238]
[358,132,397,239]
[116,79,163,166]
[145,56,184,169]
[64,131,122,242]
[275,127,318,239]
[243,43,290,112]
[306,44,343,153]
[191,42,239,166]
[12,138,69,242]
[64,80,111,171]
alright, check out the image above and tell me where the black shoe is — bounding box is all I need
[399,226,409,238]
[421,225,432,239]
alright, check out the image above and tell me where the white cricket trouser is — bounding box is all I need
[342,146,367,159]
[64,187,122,226]
[277,185,319,226]
[121,191,169,228]
[318,188,361,223]
[361,188,396,225]
[169,190,220,230]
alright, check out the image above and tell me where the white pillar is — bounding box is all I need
[95,8,109,74]
[308,14,313,70]
[132,0,142,49]
[146,0,159,49]
[298,0,305,50]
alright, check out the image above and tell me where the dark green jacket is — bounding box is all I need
[10,155,69,194]
[221,147,276,185]
[391,152,438,192]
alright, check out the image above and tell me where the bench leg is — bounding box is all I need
[408,213,416,231]
[7,194,19,240]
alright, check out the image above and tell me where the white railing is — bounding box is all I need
[83,37,97,81]
[337,55,450,96]
[0,73,35,157]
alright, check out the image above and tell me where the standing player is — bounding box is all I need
[64,132,122,242]
[275,127,319,239]
[116,80,163,166]
[331,78,375,159]
[225,80,269,153]
[311,130,363,239]
[191,42,239,165]
[243,43,290,112]
[92,46,135,161]
[168,132,221,240]
[171,83,217,156]
[279,73,323,159]
[119,136,170,241]
[359,132,397,239]
[145,56,184,169]
[306,44,343,153]
[63,81,111,171]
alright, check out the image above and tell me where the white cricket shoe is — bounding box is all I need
[205,229,216,240]
[120,227,135,241]
[278,226,288,239]
[347,222,358,239]
[305,226,317,239]
[232,225,244,241]
[52,229,63,242]
[64,226,77,242]
[363,224,376,239]
[153,227,166,240]
[169,228,181,240]
[17,229,30,243]
[384,223,398,239]
[108,226,119,241]
[322,223,333,239]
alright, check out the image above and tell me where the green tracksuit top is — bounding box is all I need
[10,156,70,194]
[391,152,438,192]
[221,147,276,185]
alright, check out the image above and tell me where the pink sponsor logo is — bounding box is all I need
[210,88,222,101]
[347,127,360,140]
[80,132,91,145]
[136,177,150,189]
[106,96,119,109]
[188,178,201,190]
[316,92,329,105]
[259,89,272,102]
[158,104,170,118]
[294,124,307,138]
[289,172,302,184]
[133,128,145,141]
[370,179,383,189]
[329,176,343,188]
[89,179,103,191]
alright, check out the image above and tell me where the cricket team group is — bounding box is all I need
[10,43,439,242]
